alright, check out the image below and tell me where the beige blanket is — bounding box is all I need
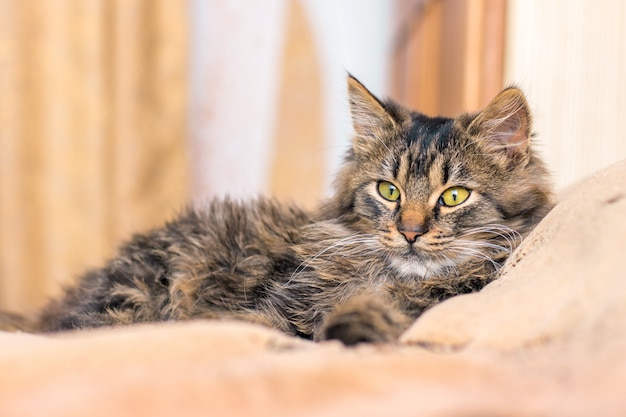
[2,160,625,417]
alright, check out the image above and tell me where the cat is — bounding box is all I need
[14,76,553,345]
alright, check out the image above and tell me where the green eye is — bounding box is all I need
[439,187,470,207]
[378,181,401,202]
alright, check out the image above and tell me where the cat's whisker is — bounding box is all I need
[429,251,459,278]
[446,246,501,273]
[285,234,380,286]
[458,224,522,252]
[454,240,511,255]
[447,235,511,266]
[460,224,521,240]
[324,237,380,257]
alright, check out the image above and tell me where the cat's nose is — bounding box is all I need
[399,225,426,244]
[397,208,429,244]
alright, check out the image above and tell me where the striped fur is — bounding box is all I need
[34,76,553,345]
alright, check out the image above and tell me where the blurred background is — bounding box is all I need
[1,0,625,314]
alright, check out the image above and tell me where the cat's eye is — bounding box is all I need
[439,187,470,207]
[377,181,401,202]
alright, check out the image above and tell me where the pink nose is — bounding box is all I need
[398,225,426,244]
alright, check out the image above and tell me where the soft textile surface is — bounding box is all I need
[2,160,625,417]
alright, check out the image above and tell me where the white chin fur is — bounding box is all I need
[388,255,451,279]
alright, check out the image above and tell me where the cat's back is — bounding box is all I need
[38,197,313,331]
[161,197,313,264]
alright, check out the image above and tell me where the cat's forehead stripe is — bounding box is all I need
[406,114,453,147]
[442,160,450,184]
[429,156,447,186]
[396,117,452,179]
[391,154,400,179]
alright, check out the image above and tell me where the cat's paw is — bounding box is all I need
[319,294,411,345]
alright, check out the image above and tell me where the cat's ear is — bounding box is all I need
[347,75,398,154]
[467,87,532,168]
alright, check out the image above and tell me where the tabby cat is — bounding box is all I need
[30,76,553,344]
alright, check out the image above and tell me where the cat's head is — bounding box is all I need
[326,75,553,279]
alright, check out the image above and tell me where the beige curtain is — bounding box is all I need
[0,1,189,313]
[392,0,506,116]
[505,1,626,190]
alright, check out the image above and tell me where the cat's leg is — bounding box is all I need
[317,292,412,345]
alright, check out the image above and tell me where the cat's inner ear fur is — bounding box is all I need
[467,87,532,168]
[347,75,401,155]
